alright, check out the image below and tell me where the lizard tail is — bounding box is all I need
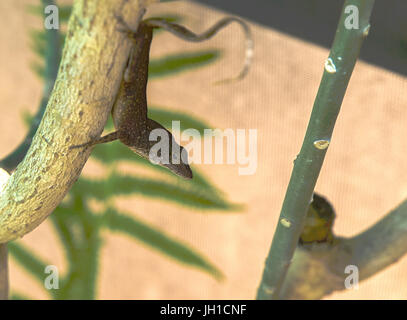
[144,16,253,84]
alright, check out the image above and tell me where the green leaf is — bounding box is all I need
[10,292,33,300]
[90,141,225,193]
[49,199,102,300]
[149,50,220,78]
[28,29,45,53]
[29,32,46,58]
[148,106,212,136]
[8,242,49,284]
[59,5,72,23]
[183,169,224,194]
[49,206,78,262]
[26,4,43,17]
[30,61,45,79]
[77,174,241,211]
[90,139,136,164]
[27,3,71,23]
[102,208,223,279]
[29,30,65,61]
[21,110,35,128]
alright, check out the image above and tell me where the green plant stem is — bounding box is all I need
[257,0,375,300]
[0,0,60,173]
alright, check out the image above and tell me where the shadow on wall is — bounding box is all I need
[197,0,407,77]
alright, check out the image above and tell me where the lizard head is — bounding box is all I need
[162,144,193,179]
[123,120,193,180]
[147,137,193,180]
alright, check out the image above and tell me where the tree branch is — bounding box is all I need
[257,0,376,299]
[349,199,407,281]
[0,0,156,243]
[279,197,407,299]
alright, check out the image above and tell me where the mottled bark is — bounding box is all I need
[0,0,157,243]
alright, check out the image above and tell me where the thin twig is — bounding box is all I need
[257,0,376,299]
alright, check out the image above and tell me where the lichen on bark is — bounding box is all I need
[0,0,156,243]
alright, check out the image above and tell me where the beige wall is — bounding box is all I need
[1,0,407,299]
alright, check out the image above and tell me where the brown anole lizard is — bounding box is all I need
[72,16,253,179]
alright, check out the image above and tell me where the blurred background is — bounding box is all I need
[1,0,407,299]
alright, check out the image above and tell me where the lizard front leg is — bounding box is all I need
[70,131,120,149]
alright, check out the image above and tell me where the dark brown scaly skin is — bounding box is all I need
[74,21,193,179]
[72,16,252,179]
[112,22,193,179]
